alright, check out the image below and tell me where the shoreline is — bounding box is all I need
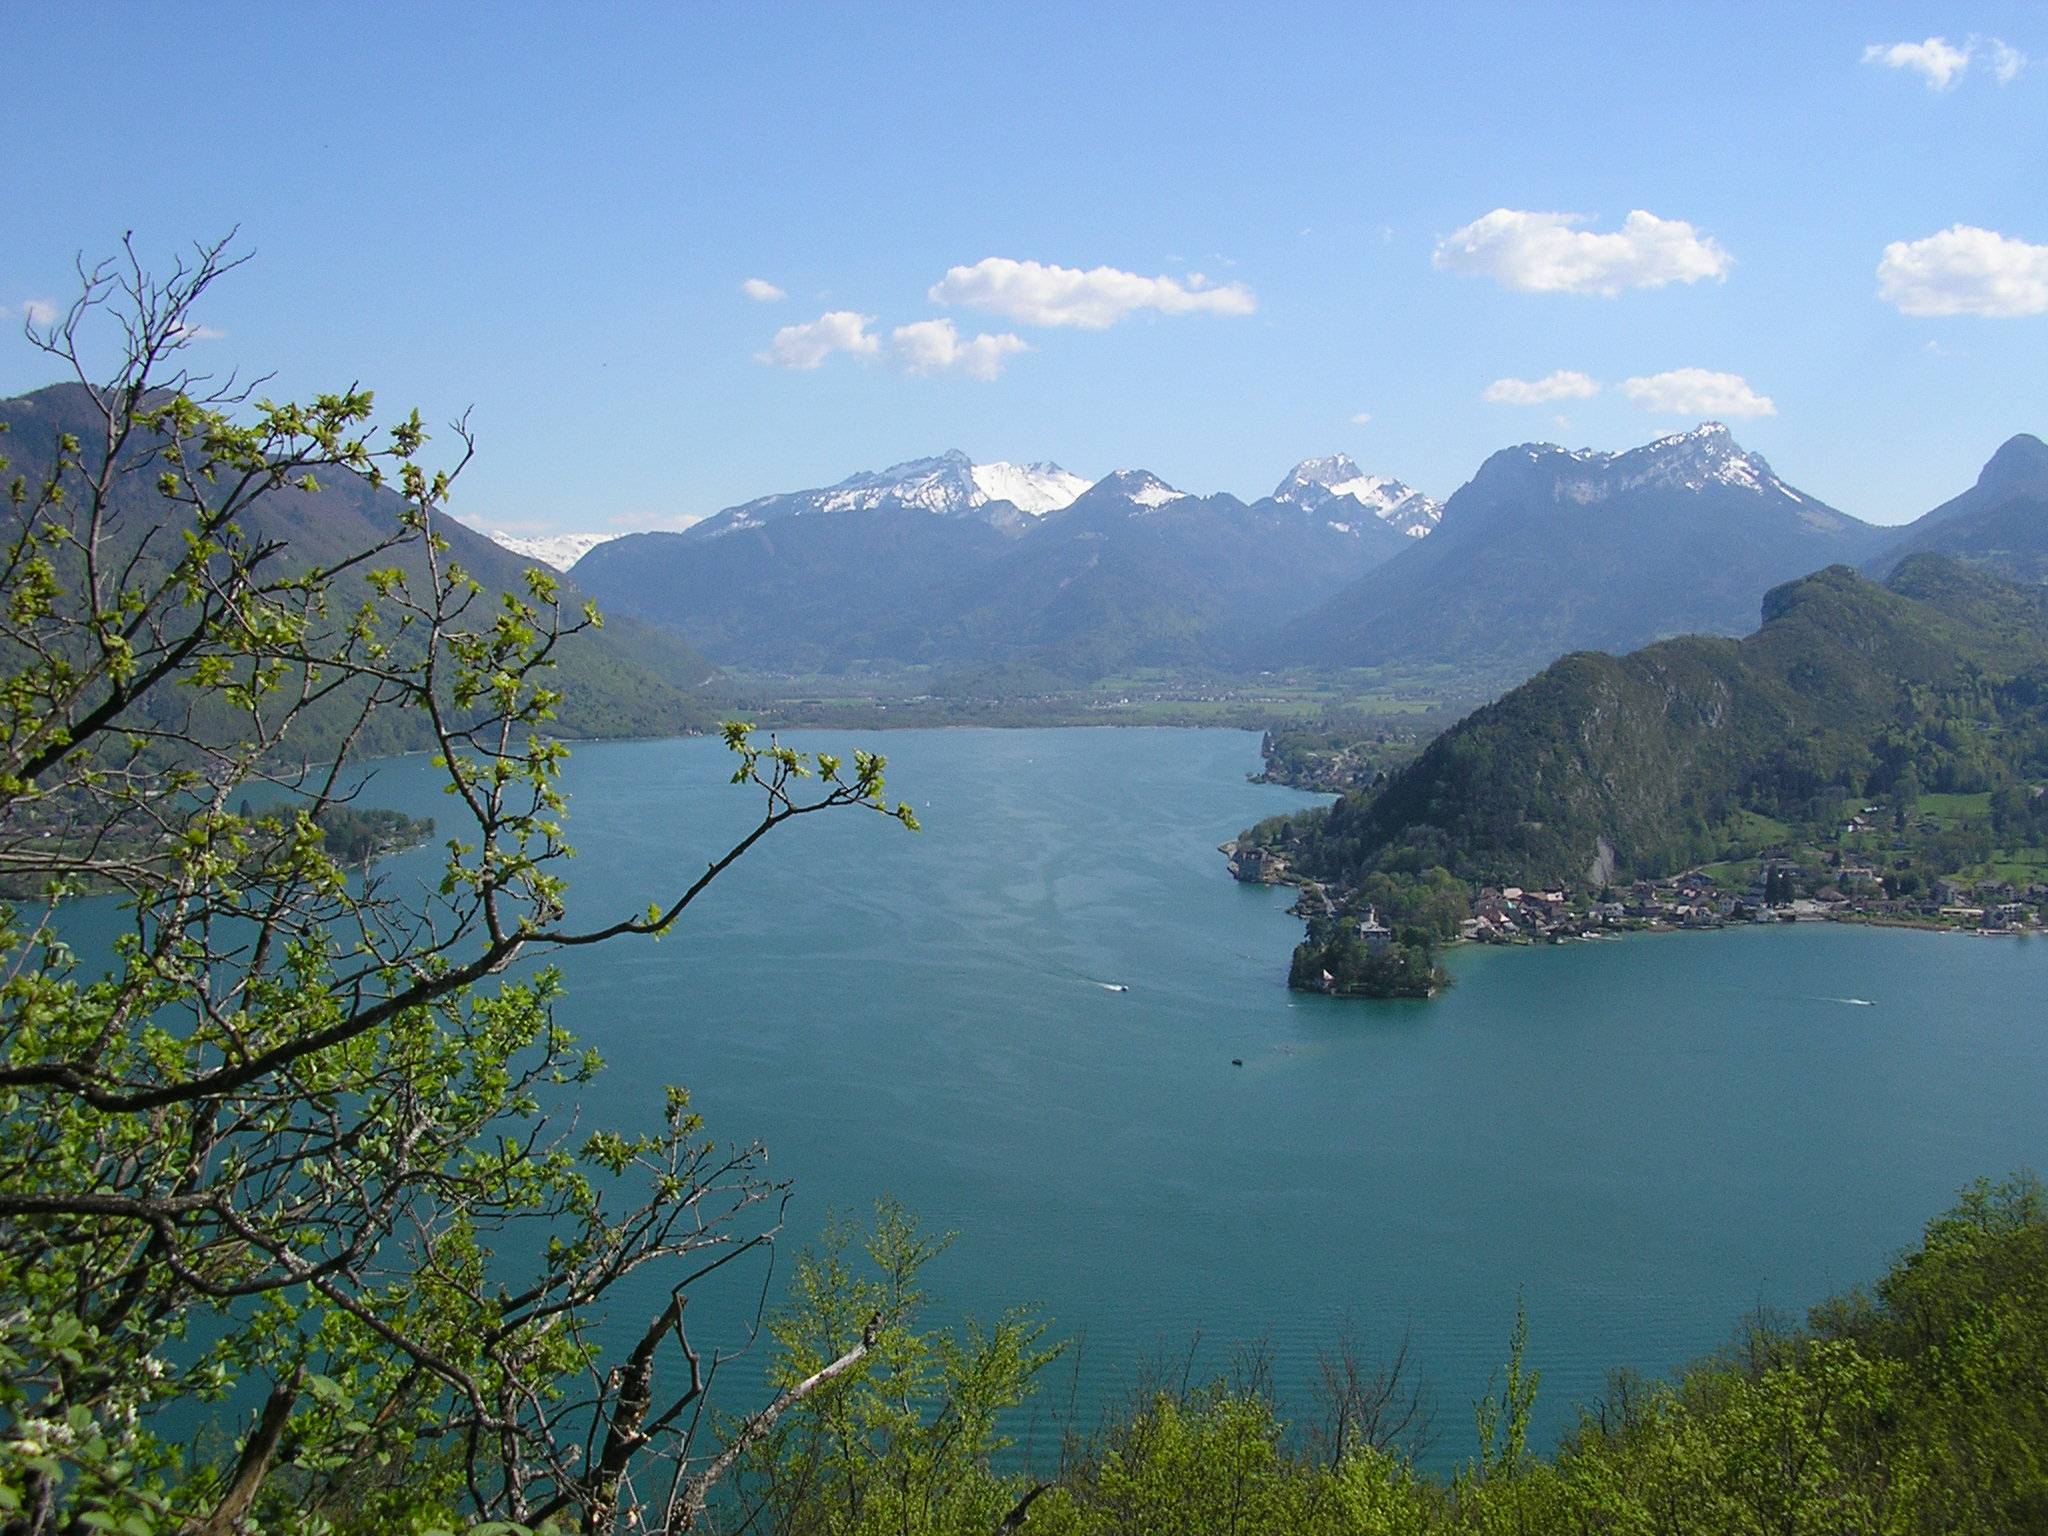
[1239,855,2041,1005]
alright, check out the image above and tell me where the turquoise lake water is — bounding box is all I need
[64,726,2048,1468]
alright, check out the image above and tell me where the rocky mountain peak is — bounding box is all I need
[1978,433,2048,491]
[1274,455,1442,536]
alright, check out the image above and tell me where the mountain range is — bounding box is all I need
[559,426,2046,686]
[16,373,2043,722]
[568,450,1428,674]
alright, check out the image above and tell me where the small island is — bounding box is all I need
[312,804,438,867]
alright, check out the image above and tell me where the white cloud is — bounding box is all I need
[1621,368,1777,419]
[168,321,225,342]
[1349,411,1373,425]
[1433,209,1732,296]
[1481,370,1600,405]
[891,318,1030,381]
[18,299,58,326]
[754,310,879,370]
[741,277,786,302]
[1862,35,2026,89]
[927,257,1256,328]
[1877,225,2048,317]
[1863,36,1973,88]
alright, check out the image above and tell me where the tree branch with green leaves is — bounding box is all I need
[0,238,918,1536]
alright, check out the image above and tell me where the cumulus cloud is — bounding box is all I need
[1863,36,1973,88]
[891,318,1030,381]
[168,321,225,342]
[754,311,879,370]
[1434,209,1732,296]
[740,277,786,302]
[1877,225,2048,317]
[1481,370,1600,405]
[1621,369,1777,419]
[927,257,1256,328]
[1862,35,2026,89]
[1349,411,1373,425]
[17,299,58,326]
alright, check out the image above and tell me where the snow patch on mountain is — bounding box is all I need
[1085,469,1187,510]
[1539,422,1805,505]
[970,461,1091,515]
[814,451,983,516]
[486,530,626,571]
[1274,454,1442,536]
[694,450,1091,537]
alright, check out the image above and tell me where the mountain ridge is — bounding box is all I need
[1264,421,1885,681]
[0,383,723,749]
[570,452,1428,674]
[1866,432,2048,589]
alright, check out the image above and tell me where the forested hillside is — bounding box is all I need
[1265,557,2048,895]
[1,383,722,751]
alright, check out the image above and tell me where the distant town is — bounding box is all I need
[1229,836,2048,960]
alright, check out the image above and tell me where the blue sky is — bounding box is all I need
[5,3,2044,530]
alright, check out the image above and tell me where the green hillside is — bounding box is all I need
[1,383,722,753]
[1262,557,2048,896]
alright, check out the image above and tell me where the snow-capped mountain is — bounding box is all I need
[569,448,1406,679]
[484,530,627,571]
[969,461,1092,515]
[1088,469,1187,511]
[692,450,1089,538]
[1273,455,1442,537]
[1540,422,1811,506]
[1271,422,1883,678]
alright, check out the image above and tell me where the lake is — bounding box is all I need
[67,726,2048,1468]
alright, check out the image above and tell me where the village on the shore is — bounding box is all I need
[1227,839,2048,948]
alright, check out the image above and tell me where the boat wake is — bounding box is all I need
[1826,997,1877,1007]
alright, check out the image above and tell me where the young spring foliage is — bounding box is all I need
[0,239,919,1535]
